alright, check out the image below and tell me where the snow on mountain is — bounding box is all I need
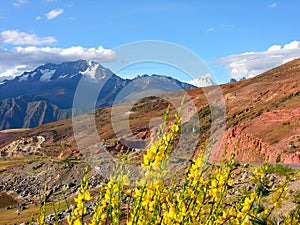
[188,73,217,87]
[18,74,30,82]
[79,61,113,82]
[18,72,37,82]
[0,59,200,129]
[80,61,100,79]
[0,59,196,110]
[58,73,69,79]
[40,69,56,81]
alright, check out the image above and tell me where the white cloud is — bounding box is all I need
[0,65,28,81]
[283,41,300,49]
[45,8,64,20]
[35,16,42,20]
[267,44,281,51]
[0,30,57,45]
[0,45,116,78]
[219,40,300,79]
[13,0,28,7]
[270,2,277,8]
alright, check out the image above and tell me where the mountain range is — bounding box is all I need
[1,58,299,164]
[0,60,199,129]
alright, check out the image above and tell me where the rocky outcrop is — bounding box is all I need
[211,124,269,163]
[57,148,82,160]
[0,136,45,157]
[211,121,300,164]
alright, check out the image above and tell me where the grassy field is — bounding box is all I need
[0,199,69,225]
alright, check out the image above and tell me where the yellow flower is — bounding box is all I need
[125,189,131,195]
[73,219,81,225]
[211,179,218,188]
[171,124,179,133]
[113,184,119,193]
[83,191,92,201]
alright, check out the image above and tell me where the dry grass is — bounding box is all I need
[0,199,69,225]
[0,157,33,172]
[0,128,31,134]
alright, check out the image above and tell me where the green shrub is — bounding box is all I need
[268,164,294,176]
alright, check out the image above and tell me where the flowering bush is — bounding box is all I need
[38,105,299,225]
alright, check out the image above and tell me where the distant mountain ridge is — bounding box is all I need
[0,60,95,108]
[0,96,71,129]
[0,60,196,129]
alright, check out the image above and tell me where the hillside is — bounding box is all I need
[216,58,300,163]
[1,58,299,164]
[0,59,299,224]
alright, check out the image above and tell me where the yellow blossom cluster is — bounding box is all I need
[142,107,180,168]
[67,166,92,225]
[36,102,299,225]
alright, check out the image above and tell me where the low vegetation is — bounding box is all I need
[31,105,300,225]
[267,164,295,176]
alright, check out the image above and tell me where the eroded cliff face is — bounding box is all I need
[210,124,268,163]
[210,107,300,164]
[204,59,300,164]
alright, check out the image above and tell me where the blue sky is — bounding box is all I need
[0,0,300,84]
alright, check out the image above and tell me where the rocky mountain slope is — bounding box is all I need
[0,58,299,164]
[0,60,196,129]
[0,96,71,130]
[215,58,300,164]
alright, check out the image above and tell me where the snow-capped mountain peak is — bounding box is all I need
[188,73,216,87]
[80,61,113,81]
[80,61,100,79]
